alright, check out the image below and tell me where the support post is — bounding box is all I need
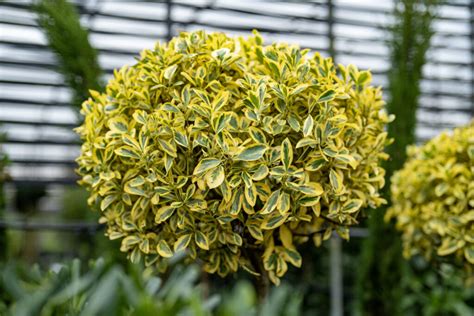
[166,0,173,41]
[330,236,343,316]
[327,1,342,315]
[470,0,473,116]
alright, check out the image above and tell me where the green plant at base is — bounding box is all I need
[355,0,438,314]
[400,258,474,316]
[0,259,303,316]
[76,30,392,286]
[35,0,103,110]
[387,122,474,269]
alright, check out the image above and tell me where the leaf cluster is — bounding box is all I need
[76,31,391,284]
[388,121,474,268]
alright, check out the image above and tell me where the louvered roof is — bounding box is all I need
[0,0,473,184]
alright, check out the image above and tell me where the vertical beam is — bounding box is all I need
[330,236,343,316]
[327,2,342,315]
[166,0,173,41]
[470,0,474,116]
[327,0,336,60]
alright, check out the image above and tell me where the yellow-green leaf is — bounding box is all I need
[437,238,460,256]
[281,138,293,170]
[329,169,344,194]
[464,246,474,264]
[342,199,363,214]
[279,225,292,248]
[205,165,225,189]
[195,231,210,250]
[283,248,302,267]
[164,64,178,80]
[303,115,314,137]
[277,192,290,214]
[193,158,221,175]
[115,146,140,159]
[174,234,192,252]
[235,144,267,161]
[261,213,289,230]
[157,240,173,258]
[261,189,280,214]
[249,127,267,144]
[155,205,176,223]
[318,89,335,102]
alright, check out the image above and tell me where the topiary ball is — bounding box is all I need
[387,121,474,267]
[76,31,392,284]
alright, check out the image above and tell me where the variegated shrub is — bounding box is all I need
[76,31,392,285]
[387,121,474,267]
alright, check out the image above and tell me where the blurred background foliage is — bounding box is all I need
[0,0,472,315]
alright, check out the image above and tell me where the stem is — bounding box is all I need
[248,248,269,304]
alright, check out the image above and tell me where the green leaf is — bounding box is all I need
[157,240,173,258]
[122,235,141,248]
[245,184,257,207]
[293,182,323,196]
[468,145,474,160]
[155,205,176,223]
[305,158,326,171]
[281,138,293,170]
[133,110,148,125]
[299,196,321,207]
[174,234,192,252]
[100,195,118,211]
[164,64,178,80]
[261,189,280,214]
[115,146,140,159]
[322,147,338,157]
[249,127,267,144]
[261,213,288,230]
[124,181,146,196]
[109,117,128,133]
[303,115,314,137]
[437,238,461,256]
[279,225,292,248]
[157,139,177,158]
[193,158,221,175]
[329,169,344,194]
[296,137,317,148]
[283,248,302,267]
[195,231,210,250]
[342,199,363,214]
[335,154,358,169]
[230,187,244,215]
[235,144,267,161]
[252,165,269,181]
[212,91,229,111]
[287,113,300,131]
[205,165,225,189]
[248,225,264,241]
[318,89,335,102]
[464,246,474,264]
[174,131,189,148]
[277,192,290,214]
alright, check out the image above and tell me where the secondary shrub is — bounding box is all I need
[387,121,474,267]
[76,31,392,284]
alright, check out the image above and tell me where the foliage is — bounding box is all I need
[76,30,392,285]
[355,0,438,314]
[0,259,302,316]
[0,259,212,316]
[35,0,103,110]
[387,122,474,270]
[400,258,474,316]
